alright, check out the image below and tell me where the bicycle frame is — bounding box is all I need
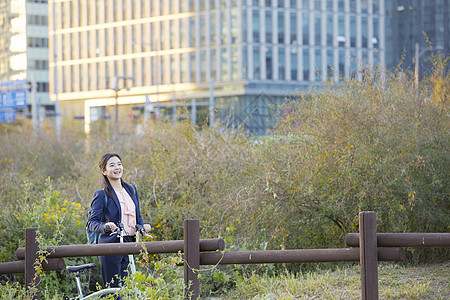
[63,264,120,300]
[64,224,149,300]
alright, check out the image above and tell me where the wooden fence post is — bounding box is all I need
[359,212,378,300]
[184,219,200,299]
[25,227,40,300]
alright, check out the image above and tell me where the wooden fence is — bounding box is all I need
[1,211,449,300]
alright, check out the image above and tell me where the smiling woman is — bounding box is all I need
[86,153,152,288]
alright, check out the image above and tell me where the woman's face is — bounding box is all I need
[102,156,123,181]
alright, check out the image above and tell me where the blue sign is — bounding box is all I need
[0,90,27,109]
[0,109,16,123]
[0,79,27,90]
[0,80,28,123]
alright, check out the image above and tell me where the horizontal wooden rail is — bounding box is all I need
[16,239,225,259]
[200,247,405,265]
[0,258,65,274]
[345,233,450,247]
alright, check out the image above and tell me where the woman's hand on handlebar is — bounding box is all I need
[143,224,152,233]
[104,222,117,232]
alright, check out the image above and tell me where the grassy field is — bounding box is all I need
[214,262,449,299]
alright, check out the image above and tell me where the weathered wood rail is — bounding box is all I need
[0,212,449,300]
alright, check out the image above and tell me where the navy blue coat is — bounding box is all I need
[87,184,145,243]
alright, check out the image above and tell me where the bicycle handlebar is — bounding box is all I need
[108,223,150,239]
[135,224,149,238]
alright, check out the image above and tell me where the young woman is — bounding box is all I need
[87,153,151,288]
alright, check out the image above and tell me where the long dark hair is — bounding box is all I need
[99,153,134,199]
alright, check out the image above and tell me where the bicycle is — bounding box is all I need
[63,224,150,300]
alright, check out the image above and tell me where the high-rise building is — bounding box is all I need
[385,0,449,76]
[0,0,52,123]
[49,0,384,134]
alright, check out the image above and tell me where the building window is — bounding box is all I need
[314,13,321,46]
[361,0,368,14]
[266,46,273,79]
[350,16,356,47]
[242,46,248,78]
[211,49,217,80]
[200,50,207,82]
[315,49,321,80]
[181,18,190,47]
[222,48,229,80]
[350,0,356,12]
[362,16,368,48]
[27,15,48,26]
[278,12,285,44]
[302,13,309,44]
[31,59,49,70]
[290,12,297,43]
[231,10,238,43]
[200,15,206,46]
[338,0,344,12]
[303,49,310,81]
[303,0,310,9]
[27,37,48,48]
[266,11,272,43]
[254,46,261,79]
[181,53,188,82]
[241,10,247,43]
[327,50,333,78]
[291,51,298,80]
[373,0,379,14]
[373,17,379,48]
[253,10,260,42]
[189,52,196,82]
[290,0,297,9]
[220,12,229,45]
[231,46,238,80]
[327,0,333,11]
[314,0,321,11]
[327,14,333,46]
[339,49,345,77]
[279,47,285,80]
[189,17,195,47]
[350,50,357,78]
[338,15,345,46]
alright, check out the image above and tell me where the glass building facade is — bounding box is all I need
[49,0,385,134]
[385,0,449,77]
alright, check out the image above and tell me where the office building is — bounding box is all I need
[0,0,52,123]
[49,0,384,134]
[385,0,449,76]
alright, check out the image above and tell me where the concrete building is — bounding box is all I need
[0,0,52,123]
[49,0,384,134]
